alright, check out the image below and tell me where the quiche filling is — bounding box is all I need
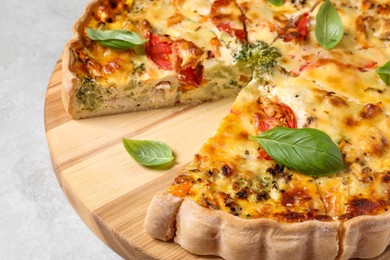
[167,77,390,222]
[164,0,390,223]
[67,0,390,223]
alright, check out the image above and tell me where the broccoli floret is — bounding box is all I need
[233,41,282,76]
[76,77,104,111]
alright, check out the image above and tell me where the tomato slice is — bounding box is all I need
[146,33,204,86]
[179,65,203,87]
[295,13,309,39]
[279,103,298,129]
[255,101,297,160]
[216,23,246,40]
[210,0,246,41]
[146,34,173,70]
[281,13,309,42]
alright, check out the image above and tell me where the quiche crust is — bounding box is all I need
[62,0,100,119]
[339,212,390,259]
[145,193,390,260]
[145,193,340,260]
[143,193,183,241]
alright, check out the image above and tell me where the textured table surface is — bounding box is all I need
[0,1,120,259]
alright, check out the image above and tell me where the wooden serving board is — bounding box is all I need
[45,59,390,260]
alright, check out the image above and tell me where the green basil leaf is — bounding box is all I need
[315,0,344,50]
[376,61,390,86]
[86,28,147,50]
[249,127,345,176]
[122,139,175,167]
[268,0,284,6]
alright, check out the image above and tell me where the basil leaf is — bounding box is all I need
[268,0,284,6]
[86,28,147,50]
[122,139,175,167]
[315,0,344,50]
[249,127,345,176]
[376,61,390,86]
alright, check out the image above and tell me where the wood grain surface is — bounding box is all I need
[45,59,390,260]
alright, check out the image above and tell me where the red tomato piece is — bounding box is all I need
[295,13,309,39]
[281,13,309,42]
[279,103,298,129]
[179,65,203,87]
[146,33,204,86]
[146,34,173,70]
[255,102,297,160]
[216,23,246,40]
[210,0,246,41]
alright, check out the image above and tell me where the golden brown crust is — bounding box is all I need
[339,212,390,259]
[145,193,390,259]
[143,193,183,241]
[62,0,100,119]
[145,193,340,260]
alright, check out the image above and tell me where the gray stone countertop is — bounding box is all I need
[0,1,120,259]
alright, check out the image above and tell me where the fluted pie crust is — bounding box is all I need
[144,193,390,260]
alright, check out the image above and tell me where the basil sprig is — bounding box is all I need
[86,28,147,50]
[376,61,390,86]
[268,0,284,6]
[249,127,345,176]
[315,0,344,50]
[122,139,175,167]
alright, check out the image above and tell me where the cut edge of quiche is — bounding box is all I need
[62,0,254,119]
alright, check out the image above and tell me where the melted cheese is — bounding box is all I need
[70,0,390,220]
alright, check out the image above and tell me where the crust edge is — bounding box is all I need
[339,211,390,259]
[145,193,390,259]
[145,193,340,260]
[61,0,101,119]
[143,193,184,241]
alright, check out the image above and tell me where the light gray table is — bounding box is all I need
[0,1,120,259]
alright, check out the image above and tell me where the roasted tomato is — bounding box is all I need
[210,0,246,41]
[146,34,174,70]
[146,33,204,86]
[279,13,309,42]
[255,99,297,160]
[178,65,204,87]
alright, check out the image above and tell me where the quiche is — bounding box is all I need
[63,0,390,259]
[63,0,252,119]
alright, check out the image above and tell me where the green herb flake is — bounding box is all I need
[268,0,284,6]
[122,139,175,167]
[86,28,147,50]
[249,127,345,176]
[376,61,390,86]
[315,0,344,50]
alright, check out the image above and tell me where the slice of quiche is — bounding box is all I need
[144,68,390,259]
[63,0,254,119]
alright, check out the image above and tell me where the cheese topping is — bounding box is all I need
[167,0,390,222]
[69,0,390,221]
